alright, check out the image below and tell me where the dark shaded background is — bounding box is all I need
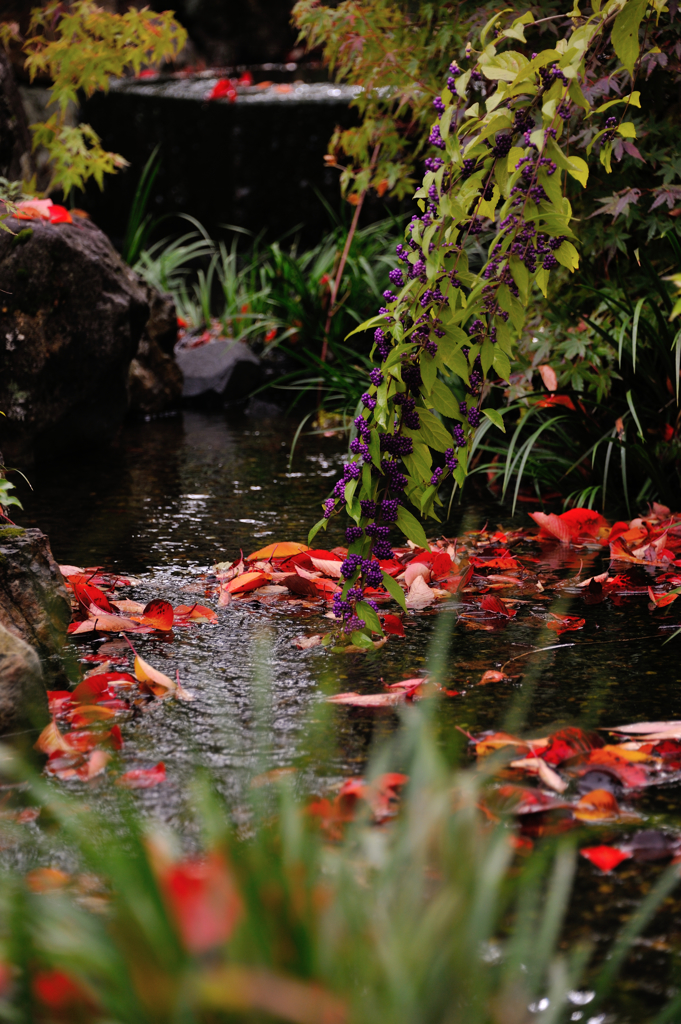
[4,0,301,71]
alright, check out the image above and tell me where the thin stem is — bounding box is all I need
[320,142,381,367]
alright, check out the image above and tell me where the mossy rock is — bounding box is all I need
[0,527,70,685]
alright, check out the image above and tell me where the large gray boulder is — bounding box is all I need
[0,526,70,684]
[175,336,260,401]
[0,216,149,462]
[0,623,48,735]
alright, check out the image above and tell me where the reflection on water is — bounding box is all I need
[13,410,681,1018]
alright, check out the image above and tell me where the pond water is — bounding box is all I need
[15,410,681,1020]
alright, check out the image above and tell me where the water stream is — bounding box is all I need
[15,410,681,1018]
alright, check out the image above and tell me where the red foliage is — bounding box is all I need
[160,852,243,953]
[117,762,166,789]
[580,845,632,872]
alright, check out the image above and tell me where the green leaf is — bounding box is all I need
[554,240,580,272]
[483,408,506,432]
[403,442,432,483]
[407,408,452,452]
[346,313,390,341]
[492,348,512,381]
[420,483,437,513]
[617,121,637,138]
[481,338,495,378]
[368,429,381,468]
[344,477,358,514]
[612,0,649,75]
[420,352,437,394]
[396,505,429,549]
[356,600,384,636]
[381,570,407,612]
[308,517,328,545]
[349,630,377,650]
[430,379,461,419]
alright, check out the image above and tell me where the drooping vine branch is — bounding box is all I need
[309,0,660,646]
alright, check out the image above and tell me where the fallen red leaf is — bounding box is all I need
[480,595,516,617]
[33,970,95,1011]
[47,690,74,714]
[541,727,602,765]
[117,762,166,788]
[71,677,114,705]
[468,555,520,570]
[529,508,608,544]
[430,551,453,579]
[535,394,575,410]
[70,581,114,613]
[282,574,320,598]
[580,845,632,872]
[209,78,237,101]
[49,204,72,224]
[382,614,405,637]
[545,614,586,633]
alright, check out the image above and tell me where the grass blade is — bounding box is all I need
[631,297,645,371]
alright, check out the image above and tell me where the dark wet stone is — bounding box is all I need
[0,622,48,735]
[0,216,148,463]
[0,526,70,683]
[128,287,183,416]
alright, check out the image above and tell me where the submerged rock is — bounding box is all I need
[175,336,261,403]
[0,526,70,683]
[0,216,148,462]
[0,623,48,735]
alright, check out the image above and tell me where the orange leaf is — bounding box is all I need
[580,845,632,872]
[68,705,118,726]
[13,198,52,220]
[76,749,110,779]
[226,571,269,594]
[327,691,404,707]
[26,867,69,893]
[134,653,176,697]
[34,720,76,757]
[247,542,309,561]
[174,604,218,623]
[139,599,174,630]
[573,788,620,821]
[479,670,505,684]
